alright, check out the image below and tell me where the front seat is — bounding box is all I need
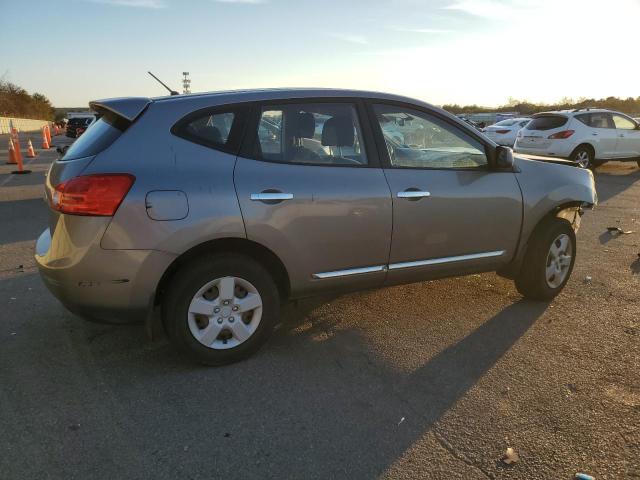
[321,115,360,164]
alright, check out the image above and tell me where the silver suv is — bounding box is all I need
[36,89,597,365]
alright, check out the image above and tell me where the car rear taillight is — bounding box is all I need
[51,174,135,216]
[495,129,510,134]
[548,130,575,139]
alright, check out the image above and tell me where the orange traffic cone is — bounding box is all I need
[26,139,36,158]
[7,138,17,165]
[45,125,52,147]
[12,133,24,165]
[11,141,31,175]
[41,127,50,149]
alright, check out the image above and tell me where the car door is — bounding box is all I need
[234,100,393,297]
[580,112,618,158]
[367,102,522,285]
[611,113,640,158]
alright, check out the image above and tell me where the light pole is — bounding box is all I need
[182,72,191,94]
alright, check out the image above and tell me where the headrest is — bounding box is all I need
[286,112,316,139]
[322,116,354,147]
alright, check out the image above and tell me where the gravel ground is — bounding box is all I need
[0,133,638,479]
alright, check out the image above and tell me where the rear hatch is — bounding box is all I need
[45,97,150,234]
[517,114,568,149]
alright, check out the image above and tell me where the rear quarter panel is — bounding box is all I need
[93,100,247,253]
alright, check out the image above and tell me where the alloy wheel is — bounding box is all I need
[187,276,263,350]
[545,234,573,289]
[574,151,590,168]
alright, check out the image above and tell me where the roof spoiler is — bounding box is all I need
[89,97,151,122]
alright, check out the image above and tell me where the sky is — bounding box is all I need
[2,0,639,107]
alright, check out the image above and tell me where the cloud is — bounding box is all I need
[90,0,166,7]
[442,1,522,20]
[389,26,454,34]
[327,33,368,45]
[213,0,267,3]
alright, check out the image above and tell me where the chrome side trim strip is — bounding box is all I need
[388,250,505,270]
[312,265,386,279]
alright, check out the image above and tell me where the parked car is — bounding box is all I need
[514,108,640,169]
[483,117,530,146]
[65,115,97,138]
[36,89,597,365]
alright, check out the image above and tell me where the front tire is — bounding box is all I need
[163,254,280,365]
[515,218,576,301]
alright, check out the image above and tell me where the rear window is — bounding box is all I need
[61,112,129,161]
[494,119,519,127]
[526,115,568,131]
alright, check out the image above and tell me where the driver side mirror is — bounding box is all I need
[493,145,514,170]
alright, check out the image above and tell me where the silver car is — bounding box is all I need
[36,89,597,365]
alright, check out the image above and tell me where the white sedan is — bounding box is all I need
[483,118,530,146]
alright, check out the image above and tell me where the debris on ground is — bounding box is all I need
[398,417,405,426]
[607,226,633,235]
[584,276,592,284]
[575,473,595,480]
[502,447,519,465]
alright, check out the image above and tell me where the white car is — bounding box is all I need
[483,118,530,146]
[514,108,640,169]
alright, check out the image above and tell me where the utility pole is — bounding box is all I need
[182,72,191,94]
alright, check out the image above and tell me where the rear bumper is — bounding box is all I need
[35,227,176,323]
[514,140,577,158]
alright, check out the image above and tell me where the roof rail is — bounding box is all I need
[572,106,596,113]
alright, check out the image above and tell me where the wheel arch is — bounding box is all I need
[570,142,596,160]
[154,237,291,308]
[498,201,584,279]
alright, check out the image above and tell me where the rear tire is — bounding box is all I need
[515,217,576,301]
[163,254,280,365]
[571,145,595,169]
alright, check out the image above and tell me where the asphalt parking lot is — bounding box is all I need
[1,133,639,480]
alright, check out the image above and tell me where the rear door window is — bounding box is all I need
[62,112,129,161]
[252,103,368,166]
[526,115,568,131]
[575,113,614,128]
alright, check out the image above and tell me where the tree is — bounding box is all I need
[0,80,55,120]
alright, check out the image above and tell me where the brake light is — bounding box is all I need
[548,130,575,139]
[51,174,135,216]
[495,129,510,134]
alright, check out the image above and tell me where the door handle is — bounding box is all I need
[250,192,294,202]
[619,134,625,138]
[592,133,598,136]
[397,190,431,199]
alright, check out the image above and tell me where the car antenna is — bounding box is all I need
[147,71,179,96]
